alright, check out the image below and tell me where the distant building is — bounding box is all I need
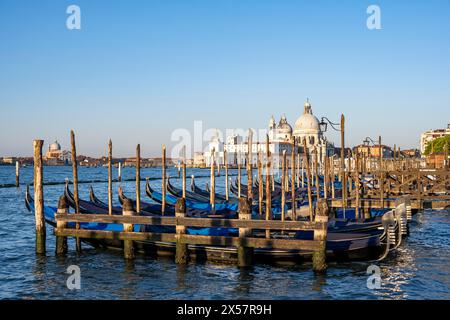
[353,144,393,158]
[203,100,334,169]
[426,153,448,169]
[401,149,420,158]
[193,152,206,167]
[44,140,71,165]
[420,124,450,155]
[1,156,17,164]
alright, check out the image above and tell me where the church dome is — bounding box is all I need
[293,101,320,136]
[49,140,61,152]
[276,115,293,134]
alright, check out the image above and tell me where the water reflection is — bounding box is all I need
[233,267,254,296]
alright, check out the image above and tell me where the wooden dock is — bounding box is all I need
[29,128,449,271]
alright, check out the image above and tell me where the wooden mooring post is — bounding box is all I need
[237,151,241,198]
[265,134,272,238]
[175,198,188,264]
[340,114,346,217]
[303,139,313,221]
[162,145,166,214]
[258,151,263,215]
[210,148,216,213]
[118,162,122,182]
[224,149,229,201]
[238,197,253,267]
[122,198,135,259]
[312,198,328,273]
[33,140,45,254]
[247,129,253,202]
[70,130,81,252]
[291,140,297,218]
[55,195,68,255]
[108,140,113,215]
[15,161,20,187]
[281,150,287,221]
[182,147,187,199]
[136,144,141,213]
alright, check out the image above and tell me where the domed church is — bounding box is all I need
[268,100,334,164]
[44,140,72,165]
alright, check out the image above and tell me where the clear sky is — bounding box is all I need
[1,0,449,157]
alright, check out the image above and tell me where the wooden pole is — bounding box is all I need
[303,138,313,221]
[340,115,346,217]
[445,142,448,169]
[182,146,186,199]
[355,152,360,220]
[265,134,272,238]
[331,157,336,199]
[162,145,166,214]
[281,150,286,221]
[312,198,328,273]
[247,129,253,202]
[55,195,68,255]
[324,156,328,199]
[33,140,45,254]
[136,144,141,214]
[258,151,263,215]
[210,148,216,213]
[301,156,305,188]
[378,136,384,209]
[378,135,383,170]
[175,198,188,264]
[15,161,20,187]
[108,139,113,216]
[224,149,229,201]
[118,162,122,182]
[122,198,135,259]
[237,198,253,267]
[296,150,301,188]
[314,146,320,204]
[291,140,296,219]
[238,151,241,198]
[70,131,81,252]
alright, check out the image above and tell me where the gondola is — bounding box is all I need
[167,178,238,205]
[145,180,239,213]
[190,178,229,202]
[25,186,397,262]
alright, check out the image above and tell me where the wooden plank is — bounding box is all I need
[55,228,321,251]
[54,214,325,230]
[55,228,176,242]
[55,214,175,225]
[179,234,322,251]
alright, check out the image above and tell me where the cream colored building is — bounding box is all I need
[204,100,334,168]
[420,124,450,154]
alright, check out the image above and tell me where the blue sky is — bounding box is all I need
[1,0,449,157]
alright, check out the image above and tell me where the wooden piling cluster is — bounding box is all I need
[31,127,449,271]
[53,203,329,270]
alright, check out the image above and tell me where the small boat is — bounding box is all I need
[25,186,397,262]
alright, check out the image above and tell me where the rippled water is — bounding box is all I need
[0,166,449,300]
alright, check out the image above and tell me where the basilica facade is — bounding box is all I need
[204,100,334,168]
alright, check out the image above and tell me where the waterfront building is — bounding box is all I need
[204,100,334,169]
[44,140,71,165]
[1,156,17,165]
[353,144,393,158]
[420,124,450,155]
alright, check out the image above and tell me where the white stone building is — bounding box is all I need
[203,100,334,169]
[420,124,450,154]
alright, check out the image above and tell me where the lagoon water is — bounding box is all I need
[0,166,449,300]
